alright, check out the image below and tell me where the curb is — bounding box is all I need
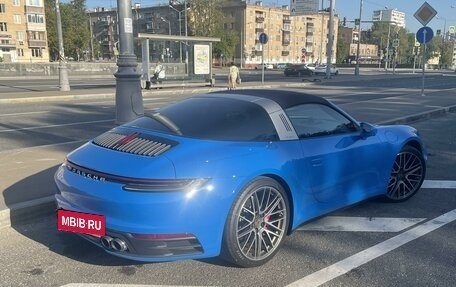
[0,196,56,229]
[0,82,310,104]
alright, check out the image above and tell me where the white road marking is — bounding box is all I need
[61,284,205,287]
[0,111,49,117]
[298,216,426,232]
[286,209,456,287]
[421,180,456,189]
[0,119,113,133]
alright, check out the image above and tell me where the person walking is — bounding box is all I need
[228,63,240,90]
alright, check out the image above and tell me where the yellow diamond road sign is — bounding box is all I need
[414,2,437,26]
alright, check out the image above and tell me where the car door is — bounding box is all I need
[285,103,383,209]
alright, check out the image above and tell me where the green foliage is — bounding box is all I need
[441,41,454,67]
[188,0,224,37]
[362,22,445,65]
[44,0,57,60]
[188,0,237,59]
[213,31,240,60]
[45,0,90,61]
[336,37,349,63]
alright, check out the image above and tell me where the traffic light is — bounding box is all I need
[436,29,441,36]
[392,47,396,57]
[343,17,346,26]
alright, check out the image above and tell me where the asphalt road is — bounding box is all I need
[1,71,455,286]
[0,113,455,287]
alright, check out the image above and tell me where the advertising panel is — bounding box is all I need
[194,44,210,75]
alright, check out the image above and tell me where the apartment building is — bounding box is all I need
[372,8,406,28]
[0,0,49,63]
[87,0,338,65]
[339,26,379,63]
[223,0,338,66]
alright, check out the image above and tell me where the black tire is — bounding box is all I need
[221,177,289,267]
[335,70,339,75]
[384,145,426,202]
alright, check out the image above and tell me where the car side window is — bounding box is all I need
[285,104,358,139]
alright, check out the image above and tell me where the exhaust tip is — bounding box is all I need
[111,238,128,252]
[100,236,113,249]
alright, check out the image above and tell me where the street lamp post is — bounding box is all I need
[161,17,171,62]
[114,0,143,124]
[169,4,188,62]
[160,17,171,35]
[384,23,391,71]
[170,0,189,72]
[55,0,70,91]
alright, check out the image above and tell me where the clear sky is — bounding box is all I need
[84,0,456,34]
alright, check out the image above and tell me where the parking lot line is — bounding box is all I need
[421,180,456,189]
[298,216,426,232]
[286,209,456,287]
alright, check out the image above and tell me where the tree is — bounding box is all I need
[187,0,238,60]
[44,0,58,60]
[45,0,90,61]
[439,39,454,68]
[213,31,239,61]
[365,23,420,65]
[336,37,349,63]
[188,0,224,37]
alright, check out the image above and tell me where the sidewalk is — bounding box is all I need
[1,72,455,228]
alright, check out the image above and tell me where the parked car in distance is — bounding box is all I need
[255,63,274,70]
[304,63,316,71]
[275,63,289,69]
[284,64,314,77]
[314,64,339,75]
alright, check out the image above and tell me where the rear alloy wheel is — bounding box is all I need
[222,177,289,267]
[385,146,426,202]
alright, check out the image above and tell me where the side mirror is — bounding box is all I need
[360,122,376,138]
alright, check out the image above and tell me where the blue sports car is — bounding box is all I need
[55,89,426,267]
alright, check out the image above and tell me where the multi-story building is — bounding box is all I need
[87,0,338,65]
[0,0,49,62]
[372,8,406,28]
[339,26,379,64]
[223,0,338,66]
[88,4,177,61]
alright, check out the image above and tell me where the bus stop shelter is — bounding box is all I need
[137,33,220,89]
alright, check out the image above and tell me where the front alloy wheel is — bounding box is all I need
[385,146,425,202]
[222,177,289,267]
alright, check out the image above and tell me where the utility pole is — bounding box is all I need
[325,0,335,79]
[55,0,70,91]
[354,0,363,76]
[184,0,189,74]
[114,0,144,124]
[88,13,95,61]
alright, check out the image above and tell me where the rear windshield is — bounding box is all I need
[129,97,279,141]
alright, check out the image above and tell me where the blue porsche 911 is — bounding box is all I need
[55,89,426,267]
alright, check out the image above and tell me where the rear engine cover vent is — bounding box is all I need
[92,130,177,157]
